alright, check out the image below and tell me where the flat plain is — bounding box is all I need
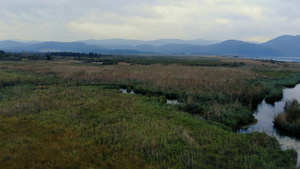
[0,55,300,168]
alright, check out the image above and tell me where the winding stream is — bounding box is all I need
[238,84,300,166]
[120,87,300,166]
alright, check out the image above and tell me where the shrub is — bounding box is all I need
[274,99,300,135]
[284,99,300,122]
[178,103,204,115]
[265,88,283,104]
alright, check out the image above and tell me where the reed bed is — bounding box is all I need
[0,61,263,95]
[0,68,297,168]
[1,59,299,129]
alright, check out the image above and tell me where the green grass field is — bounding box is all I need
[0,56,300,168]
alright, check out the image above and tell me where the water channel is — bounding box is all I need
[238,84,300,166]
[120,89,182,105]
[120,87,300,166]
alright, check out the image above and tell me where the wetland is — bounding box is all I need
[1,53,300,168]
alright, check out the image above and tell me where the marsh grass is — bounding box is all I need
[0,79,297,168]
[260,74,300,104]
[274,99,300,135]
[0,60,299,168]
[0,61,260,128]
[1,59,300,130]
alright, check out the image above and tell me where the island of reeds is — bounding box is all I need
[274,99,300,135]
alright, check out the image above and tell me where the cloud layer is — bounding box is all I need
[1,0,300,42]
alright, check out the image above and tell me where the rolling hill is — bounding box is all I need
[1,35,299,58]
[263,35,300,57]
[0,41,151,54]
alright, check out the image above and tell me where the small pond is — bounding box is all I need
[166,99,182,105]
[119,89,182,105]
[120,89,135,94]
[238,84,300,166]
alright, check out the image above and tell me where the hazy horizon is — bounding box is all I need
[1,1,300,43]
[1,34,294,44]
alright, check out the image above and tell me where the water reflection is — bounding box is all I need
[166,99,182,105]
[120,89,182,105]
[120,89,135,94]
[239,84,300,166]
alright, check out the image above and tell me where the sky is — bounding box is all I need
[1,0,300,42]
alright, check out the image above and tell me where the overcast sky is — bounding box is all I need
[1,0,300,42]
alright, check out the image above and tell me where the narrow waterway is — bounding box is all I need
[238,84,300,166]
[119,87,300,166]
[119,89,182,105]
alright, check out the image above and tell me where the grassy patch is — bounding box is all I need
[274,99,300,135]
[1,60,300,130]
[0,69,297,168]
[261,74,300,104]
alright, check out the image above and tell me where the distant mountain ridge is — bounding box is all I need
[120,40,282,57]
[0,36,299,58]
[0,40,27,49]
[81,38,220,46]
[263,35,300,57]
[0,41,153,54]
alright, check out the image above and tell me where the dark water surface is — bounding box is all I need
[238,84,300,166]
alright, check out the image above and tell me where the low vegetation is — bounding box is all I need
[274,99,300,135]
[1,55,300,129]
[0,54,300,168]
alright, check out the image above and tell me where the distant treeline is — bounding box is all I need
[49,52,107,57]
[0,51,114,61]
[0,51,101,61]
[0,50,49,61]
[0,51,245,67]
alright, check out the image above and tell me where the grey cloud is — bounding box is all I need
[0,0,300,42]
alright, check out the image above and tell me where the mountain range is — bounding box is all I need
[1,35,300,58]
